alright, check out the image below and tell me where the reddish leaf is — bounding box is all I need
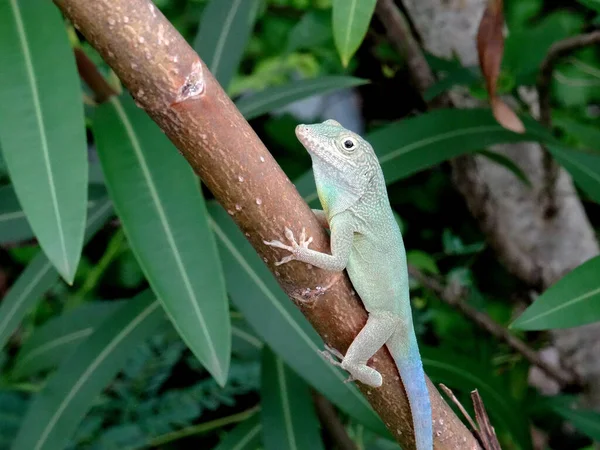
[491,97,525,134]
[476,0,525,133]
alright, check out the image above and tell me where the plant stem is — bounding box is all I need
[148,405,260,447]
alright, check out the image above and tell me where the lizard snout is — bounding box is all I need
[295,124,311,142]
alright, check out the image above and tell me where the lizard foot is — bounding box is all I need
[320,345,356,384]
[263,227,313,266]
[322,344,345,361]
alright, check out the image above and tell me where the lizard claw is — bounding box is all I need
[321,345,356,384]
[323,344,345,360]
[320,349,342,367]
[264,226,314,265]
[343,374,357,384]
[263,239,293,252]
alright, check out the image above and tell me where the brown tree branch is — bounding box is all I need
[537,30,600,218]
[52,0,478,448]
[471,390,502,450]
[408,266,578,388]
[375,0,434,95]
[313,392,358,450]
[374,0,452,109]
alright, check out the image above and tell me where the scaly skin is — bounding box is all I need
[264,119,432,450]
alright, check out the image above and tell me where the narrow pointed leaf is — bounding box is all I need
[214,415,262,450]
[92,95,231,385]
[295,109,551,204]
[554,117,600,152]
[551,406,600,441]
[577,0,600,12]
[236,76,369,120]
[261,348,325,450]
[231,320,264,359]
[12,301,124,379]
[193,0,261,90]
[332,0,377,67]
[0,198,113,350]
[547,144,600,204]
[208,202,386,434]
[0,184,107,245]
[286,10,333,54]
[511,255,600,330]
[0,0,88,283]
[422,347,532,450]
[423,66,480,101]
[11,291,164,450]
[477,150,531,187]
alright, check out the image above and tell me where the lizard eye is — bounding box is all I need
[342,138,356,151]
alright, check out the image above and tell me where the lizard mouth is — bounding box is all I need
[295,124,348,168]
[295,124,311,144]
[295,124,323,158]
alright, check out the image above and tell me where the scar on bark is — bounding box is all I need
[172,60,205,105]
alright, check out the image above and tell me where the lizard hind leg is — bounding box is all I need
[323,311,398,388]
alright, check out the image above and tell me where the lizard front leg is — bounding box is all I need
[311,209,329,229]
[264,213,353,272]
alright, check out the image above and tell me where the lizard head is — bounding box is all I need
[295,119,379,215]
[295,119,376,190]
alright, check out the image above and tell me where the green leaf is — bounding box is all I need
[0,0,88,283]
[477,150,532,187]
[92,95,231,385]
[406,250,439,275]
[286,9,333,54]
[332,0,377,67]
[511,255,600,330]
[193,0,261,90]
[424,66,480,101]
[214,415,262,450]
[11,301,124,379]
[422,347,532,450]
[236,76,369,120]
[261,348,325,450]
[11,291,164,450]
[295,109,550,204]
[554,116,600,152]
[0,198,113,350]
[503,11,584,84]
[232,320,264,359]
[547,144,600,204]
[0,184,107,245]
[552,54,600,108]
[551,405,600,441]
[577,0,600,13]
[208,202,386,435]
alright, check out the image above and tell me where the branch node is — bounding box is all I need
[173,60,205,105]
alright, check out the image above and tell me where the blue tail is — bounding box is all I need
[387,330,433,450]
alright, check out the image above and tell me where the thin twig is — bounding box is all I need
[471,390,502,450]
[74,47,118,103]
[312,391,358,450]
[536,30,600,218]
[439,384,479,433]
[149,405,261,447]
[408,265,578,388]
[374,0,451,108]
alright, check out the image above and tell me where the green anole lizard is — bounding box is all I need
[264,119,432,450]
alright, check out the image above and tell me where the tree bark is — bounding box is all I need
[53,0,479,448]
[401,0,600,406]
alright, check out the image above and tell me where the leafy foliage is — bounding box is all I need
[0,0,599,449]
